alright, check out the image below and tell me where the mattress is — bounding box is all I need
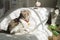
[0,7,52,40]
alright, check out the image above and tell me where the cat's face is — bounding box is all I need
[21,10,31,22]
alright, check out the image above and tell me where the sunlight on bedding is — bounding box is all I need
[0,7,52,40]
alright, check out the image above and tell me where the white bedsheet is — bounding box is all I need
[0,7,52,40]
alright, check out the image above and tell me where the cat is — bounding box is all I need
[7,10,31,34]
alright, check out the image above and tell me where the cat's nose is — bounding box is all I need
[25,18,29,22]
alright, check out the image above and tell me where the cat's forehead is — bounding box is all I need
[21,10,30,13]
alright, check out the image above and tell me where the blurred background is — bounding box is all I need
[0,0,60,24]
[0,0,60,14]
[0,0,60,40]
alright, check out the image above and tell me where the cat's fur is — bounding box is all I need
[7,10,31,34]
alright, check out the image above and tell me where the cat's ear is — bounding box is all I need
[18,12,23,19]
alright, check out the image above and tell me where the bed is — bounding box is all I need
[0,7,52,40]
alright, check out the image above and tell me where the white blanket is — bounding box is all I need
[0,7,52,40]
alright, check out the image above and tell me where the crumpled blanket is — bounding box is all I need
[0,7,52,40]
